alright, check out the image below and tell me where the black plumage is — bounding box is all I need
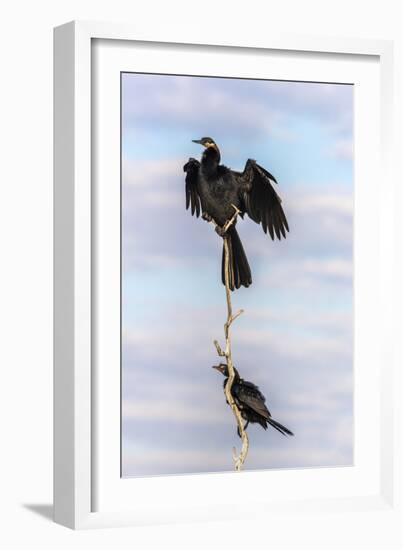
[213,364,294,438]
[184,137,289,291]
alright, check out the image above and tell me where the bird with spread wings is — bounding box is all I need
[184,137,289,291]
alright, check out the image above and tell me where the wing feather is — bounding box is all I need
[267,210,274,240]
[272,209,282,240]
[238,159,289,239]
[233,381,271,419]
[184,158,201,218]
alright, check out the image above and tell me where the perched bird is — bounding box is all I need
[184,137,289,291]
[212,364,294,438]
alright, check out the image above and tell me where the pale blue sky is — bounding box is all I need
[121,73,353,476]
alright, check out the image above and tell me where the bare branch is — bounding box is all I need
[213,340,225,357]
[212,205,249,471]
[222,205,241,233]
[230,309,244,325]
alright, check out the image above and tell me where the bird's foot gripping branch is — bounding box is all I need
[212,205,249,471]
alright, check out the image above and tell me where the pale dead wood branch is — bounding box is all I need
[213,340,225,357]
[211,205,249,471]
[231,309,244,324]
[222,204,242,233]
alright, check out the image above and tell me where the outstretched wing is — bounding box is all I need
[233,381,271,419]
[238,159,289,240]
[183,158,201,218]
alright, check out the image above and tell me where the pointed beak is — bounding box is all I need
[212,365,225,374]
[192,139,203,145]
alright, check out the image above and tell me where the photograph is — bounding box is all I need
[120,72,353,477]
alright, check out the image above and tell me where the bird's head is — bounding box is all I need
[212,363,228,376]
[212,364,240,378]
[192,137,221,164]
[192,136,218,149]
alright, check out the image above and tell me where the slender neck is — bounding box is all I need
[201,145,221,176]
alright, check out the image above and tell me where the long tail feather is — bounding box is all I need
[268,417,294,436]
[221,227,252,291]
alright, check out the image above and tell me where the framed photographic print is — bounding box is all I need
[54,21,396,529]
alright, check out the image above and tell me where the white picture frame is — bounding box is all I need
[54,20,396,529]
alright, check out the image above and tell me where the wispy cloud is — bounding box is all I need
[122,74,353,141]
